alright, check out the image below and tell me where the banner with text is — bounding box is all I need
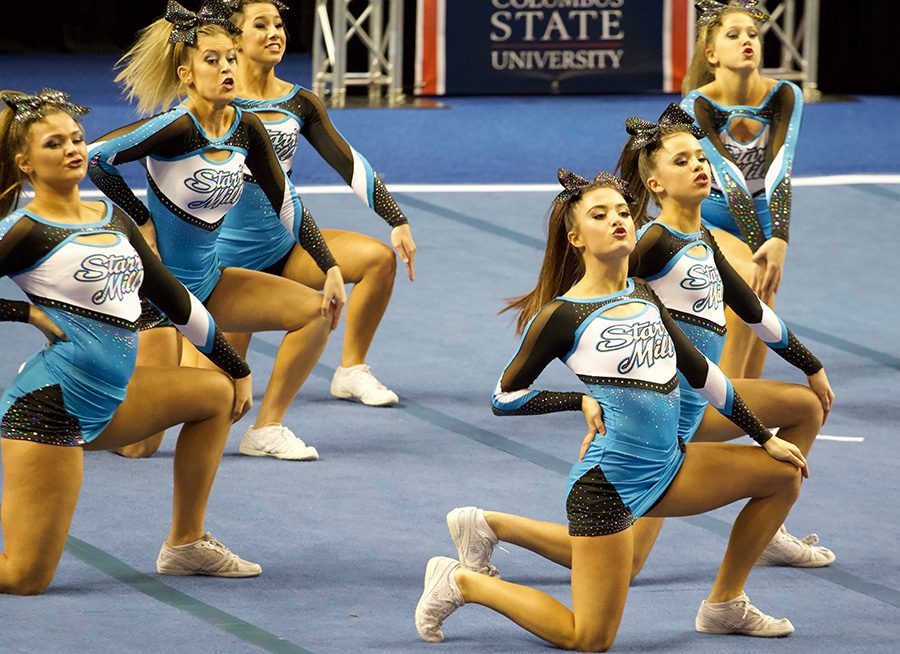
[416,0,694,95]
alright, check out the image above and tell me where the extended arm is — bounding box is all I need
[491,302,584,416]
[0,217,33,323]
[124,216,250,380]
[763,82,803,242]
[647,284,772,444]
[243,112,337,274]
[297,89,408,228]
[711,229,822,375]
[88,110,189,225]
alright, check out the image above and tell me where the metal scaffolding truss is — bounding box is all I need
[758,0,822,100]
[311,0,405,107]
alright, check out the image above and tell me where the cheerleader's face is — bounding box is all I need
[707,11,762,73]
[181,33,239,105]
[568,186,635,261]
[238,3,287,66]
[15,112,87,188]
[645,132,711,206]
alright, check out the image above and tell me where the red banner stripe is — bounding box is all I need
[671,0,690,92]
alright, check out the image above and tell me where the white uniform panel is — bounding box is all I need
[646,244,725,327]
[566,305,677,386]
[12,235,144,322]
[711,123,771,195]
[149,153,247,224]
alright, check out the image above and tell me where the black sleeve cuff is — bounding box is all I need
[0,299,30,324]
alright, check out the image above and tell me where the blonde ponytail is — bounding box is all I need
[115,19,235,115]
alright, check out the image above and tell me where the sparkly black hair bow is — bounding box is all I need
[695,0,769,28]
[221,0,289,12]
[0,88,90,125]
[555,169,635,205]
[625,103,706,151]
[165,0,242,45]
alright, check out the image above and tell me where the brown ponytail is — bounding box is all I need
[501,200,584,334]
[0,94,30,217]
[615,125,695,229]
[502,177,629,335]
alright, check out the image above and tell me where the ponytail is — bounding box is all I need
[615,139,654,229]
[502,176,629,334]
[115,18,234,115]
[0,94,29,217]
[615,125,695,229]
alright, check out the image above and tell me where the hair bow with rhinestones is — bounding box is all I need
[695,0,769,28]
[165,0,242,45]
[221,0,289,13]
[625,103,706,151]
[554,169,635,205]
[0,89,90,125]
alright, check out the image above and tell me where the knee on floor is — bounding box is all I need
[1,564,54,596]
[568,627,616,652]
[116,434,164,458]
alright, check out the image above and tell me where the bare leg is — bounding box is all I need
[87,367,235,545]
[483,380,819,584]
[484,511,572,567]
[111,326,181,458]
[646,442,801,602]
[223,331,253,359]
[281,230,396,367]
[0,440,83,595]
[442,442,799,647]
[712,229,778,380]
[205,267,331,428]
[694,379,822,455]
[180,338,201,367]
[456,530,632,652]
[484,509,663,583]
[632,379,821,578]
[629,517,665,580]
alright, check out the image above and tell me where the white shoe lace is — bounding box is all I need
[778,528,831,562]
[193,533,243,572]
[270,426,306,452]
[199,534,235,558]
[727,594,772,628]
[351,365,388,390]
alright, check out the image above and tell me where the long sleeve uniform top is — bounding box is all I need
[217,85,408,271]
[490,279,775,505]
[88,105,336,300]
[681,80,803,250]
[0,201,250,394]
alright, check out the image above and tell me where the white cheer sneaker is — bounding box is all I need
[695,592,794,637]
[156,532,261,578]
[757,524,836,567]
[415,556,465,643]
[447,507,500,577]
[239,424,319,461]
[331,364,399,406]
